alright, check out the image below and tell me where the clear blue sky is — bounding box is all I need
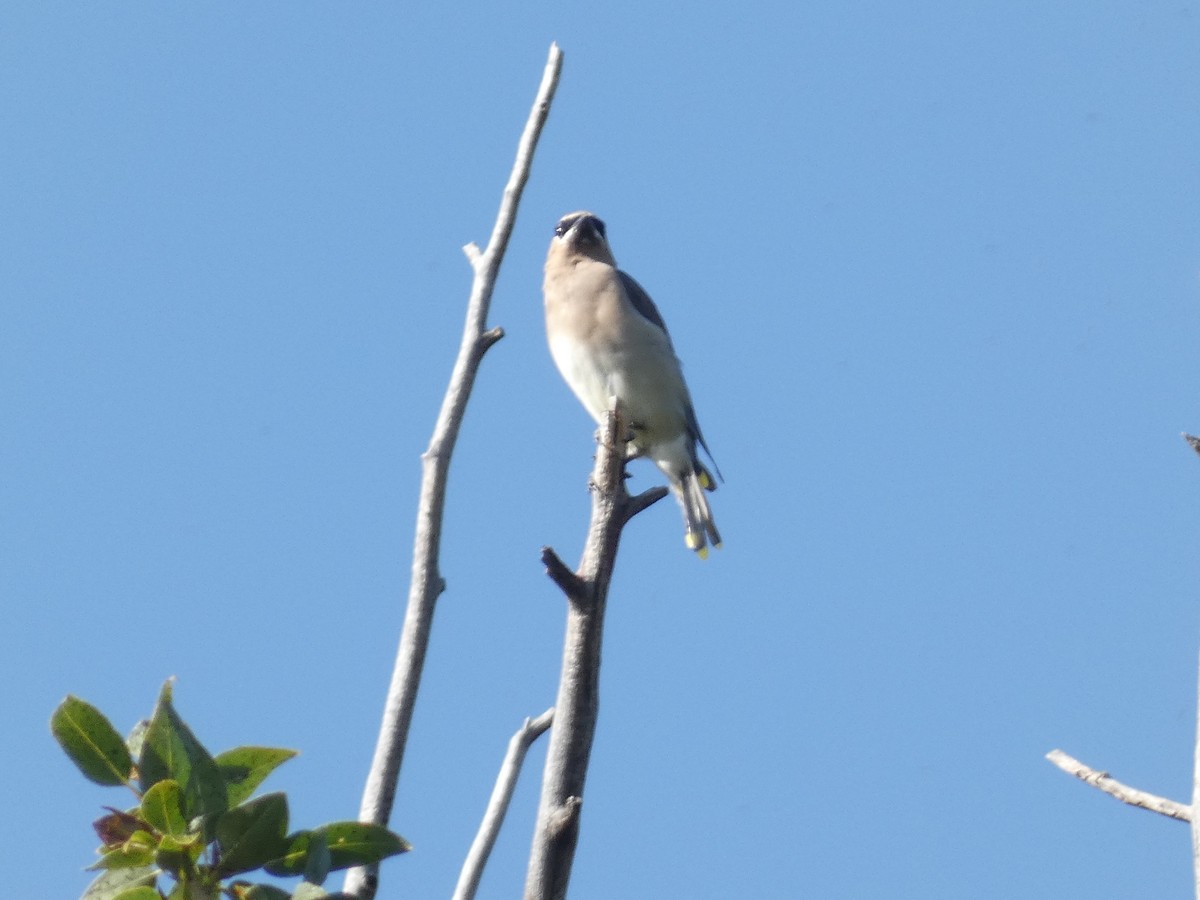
[4,3,1199,898]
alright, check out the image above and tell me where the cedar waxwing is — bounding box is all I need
[543,211,722,557]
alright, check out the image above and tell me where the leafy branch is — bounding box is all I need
[53,681,408,900]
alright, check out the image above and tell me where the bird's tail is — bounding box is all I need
[676,464,721,558]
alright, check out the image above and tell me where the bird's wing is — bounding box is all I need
[618,270,723,482]
[686,403,724,484]
[617,270,673,343]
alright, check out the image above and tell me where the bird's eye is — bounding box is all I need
[592,218,606,239]
[554,215,578,238]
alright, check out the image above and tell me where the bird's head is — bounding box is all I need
[551,211,615,265]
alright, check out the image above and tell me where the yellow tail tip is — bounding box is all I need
[696,546,709,560]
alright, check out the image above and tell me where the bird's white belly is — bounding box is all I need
[548,333,687,448]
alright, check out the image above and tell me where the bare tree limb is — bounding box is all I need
[540,547,586,602]
[1191,648,1200,897]
[343,43,564,900]
[453,709,555,900]
[1051,437,1200,892]
[1045,748,1191,822]
[624,484,670,522]
[524,404,666,900]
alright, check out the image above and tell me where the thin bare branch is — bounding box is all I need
[453,709,555,900]
[1045,748,1191,822]
[524,404,664,900]
[343,43,564,900]
[481,326,506,351]
[624,485,670,522]
[1192,648,1200,897]
[541,547,586,602]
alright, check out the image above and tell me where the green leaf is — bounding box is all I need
[141,780,189,837]
[154,832,203,879]
[265,823,409,876]
[319,822,410,870]
[110,888,162,900]
[302,830,330,886]
[164,879,219,900]
[214,792,290,877]
[214,746,298,807]
[126,719,150,762]
[88,830,157,871]
[262,830,313,877]
[51,696,133,787]
[138,682,227,822]
[81,865,158,899]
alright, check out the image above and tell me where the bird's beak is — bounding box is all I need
[568,216,603,247]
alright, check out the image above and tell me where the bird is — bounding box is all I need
[542,210,722,557]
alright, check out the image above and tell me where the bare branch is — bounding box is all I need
[453,709,555,900]
[343,43,564,900]
[624,486,669,522]
[541,546,586,603]
[1045,748,1191,822]
[481,326,506,351]
[1191,648,1200,896]
[524,404,660,900]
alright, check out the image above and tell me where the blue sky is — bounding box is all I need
[4,3,1200,898]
